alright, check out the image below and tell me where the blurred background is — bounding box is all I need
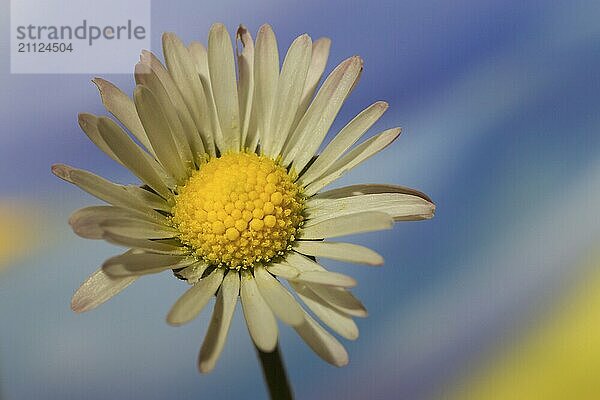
[1,0,599,399]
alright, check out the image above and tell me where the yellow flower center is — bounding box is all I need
[172,152,304,269]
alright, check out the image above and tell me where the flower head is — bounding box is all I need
[53,23,435,372]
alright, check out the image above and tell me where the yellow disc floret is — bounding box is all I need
[172,152,304,269]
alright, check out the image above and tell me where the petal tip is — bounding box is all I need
[197,361,214,374]
[210,22,226,32]
[376,101,389,110]
[162,32,181,47]
[51,163,70,180]
[335,354,350,367]
[258,23,274,36]
[70,297,89,313]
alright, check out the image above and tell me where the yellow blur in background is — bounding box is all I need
[0,201,41,271]
[448,254,600,400]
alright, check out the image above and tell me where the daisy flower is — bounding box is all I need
[53,23,435,373]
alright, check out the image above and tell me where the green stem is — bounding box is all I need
[255,343,293,400]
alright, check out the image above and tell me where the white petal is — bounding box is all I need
[135,63,196,169]
[68,204,169,226]
[312,183,433,202]
[254,266,304,326]
[162,33,215,156]
[240,269,278,352]
[125,185,171,211]
[91,78,155,157]
[281,252,357,286]
[253,24,279,153]
[208,23,241,151]
[103,252,194,277]
[189,43,223,152]
[235,25,255,148]
[283,251,325,272]
[283,251,367,318]
[139,50,207,163]
[71,268,137,313]
[166,268,225,326]
[291,282,358,340]
[102,232,186,255]
[188,41,210,81]
[267,34,312,157]
[308,283,367,318]
[294,270,357,288]
[198,271,239,373]
[294,310,349,367]
[284,251,324,270]
[307,192,435,224]
[96,116,173,199]
[266,263,300,280]
[133,85,188,183]
[300,211,393,239]
[100,218,178,240]
[78,113,122,165]
[304,128,401,196]
[195,69,226,150]
[51,164,164,216]
[69,206,171,239]
[299,101,388,185]
[283,56,363,171]
[294,240,383,266]
[175,261,210,284]
[290,37,331,133]
[284,252,361,294]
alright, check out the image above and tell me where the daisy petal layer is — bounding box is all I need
[304,128,401,196]
[294,310,349,367]
[299,101,388,185]
[290,37,331,133]
[71,268,138,313]
[306,192,435,223]
[134,85,189,183]
[291,282,358,340]
[97,117,172,199]
[103,252,194,277]
[240,269,278,352]
[208,23,241,151]
[267,33,312,157]
[295,241,383,266]
[69,206,171,239]
[199,271,239,373]
[162,33,215,156]
[102,232,185,255]
[167,268,225,326]
[92,78,155,157]
[308,283,368,318]
[139,50,207,164]
[235,25,255,147]
[254,266,304,326]
[51,164,162,217]
[294,270,357,288]
[78,113,122,165]
[284,56,363,172]
[301,211,393,239]
[133,66,195,171]
[253,24,279,156]
[312,183,434,203]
